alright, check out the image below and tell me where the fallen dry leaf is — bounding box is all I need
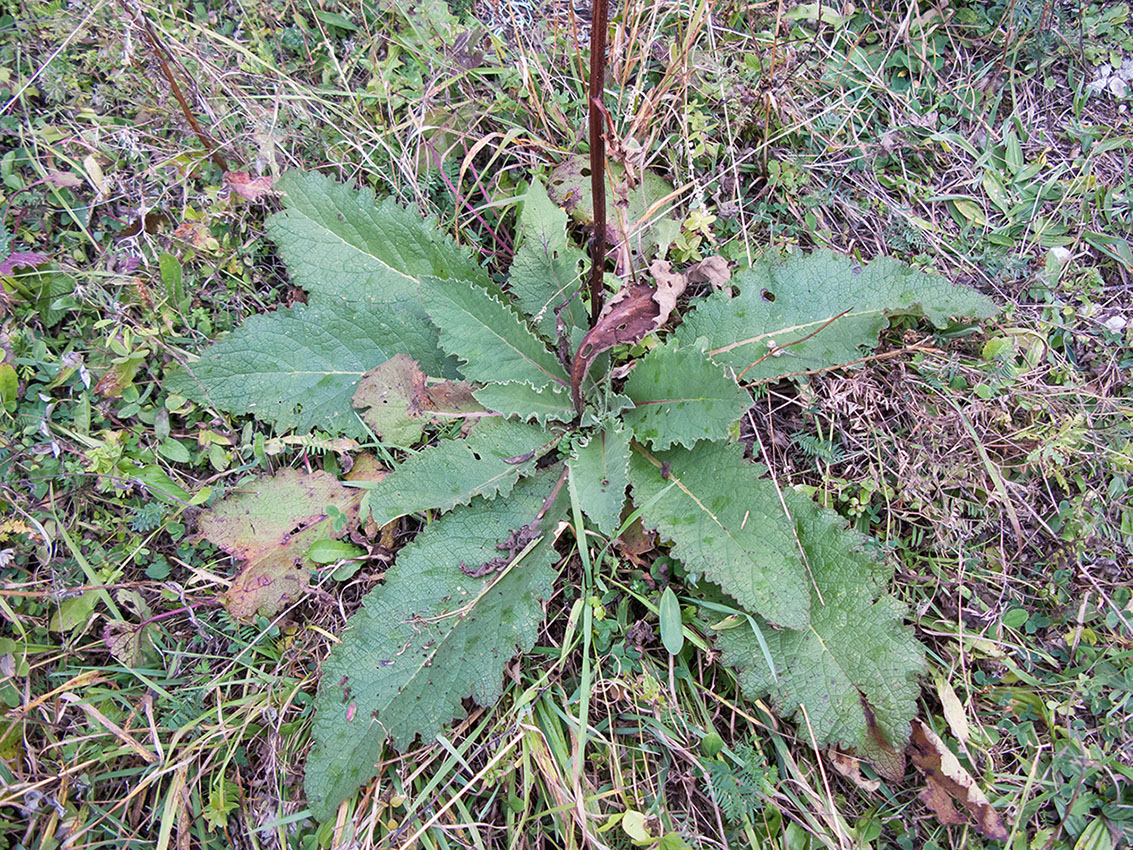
[224,171,276,202]
[908,719,1008,840]
[616,512,657,562]
[411,377,485,420]
[103,620,151,667]
[648,259,688,329]
[44,171,84,189]
[172,220,219,252]
[94,357,145,399]
[687,255,731,288]
[828,749,881,793]
[198,469,365,620]
[354,354,426,446]
[863,703,907,781]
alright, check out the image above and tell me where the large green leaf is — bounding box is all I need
[167,303,451,438]
[361,418,553,525]
[169,171,500,434]
[712,490,925,766]
[305,470,566,821]
[677,250,998,382]
[268,170,490,301]
[507,178,588,343]
[628,442,810,629]
[569,424,630,536]
[421,278,569,390]
[622,343,753,450]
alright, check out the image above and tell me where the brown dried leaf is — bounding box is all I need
[224,171,276,201]
[570,283,658,408]
[411,378,485,420]
[686,255,731,289]
[225,553,307,621]
[172,220,219,252]
[908,719,1008,840]
[828,749,881,793]
[198,469,364,620]
[343,453,388,484]
[354,355,485,445]
[648,260,688,329]
[104,620,151,667]
[94,357,144,399]
[354,354,427,446]
[616,513,657,560]
[864,702,907,780]
[569,258,693,409]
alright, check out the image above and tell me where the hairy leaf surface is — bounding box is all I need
[677,250,998,382]
[362,418,552,525]
[306,471,565,821]
[569,424,630,536]
[713,490,925,765]
[421,278,569,389]
[508,179,587,342]
[167,304,451,438]
[628,442,809,629]
[622,343,752,450]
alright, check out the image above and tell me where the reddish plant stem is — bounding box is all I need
[118,0,229,174]
[587,0,610,325]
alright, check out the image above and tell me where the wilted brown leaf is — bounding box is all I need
[570,283,658,409]
[616,513,657,562]
[224,171,276,201]
[863,702,907,780]
[569,259,693,410]
[172,220,219,252]
[687,255,731,289]
[354,354,427,445]
[104,620,151,667]
[828,749,881,793]
[908,719,1008,840]
[198,469,365,620]
[354,354,485,445]
[411,378,485,420]
[44,171,83,189]
[94,355,145,399]
[648,260,688,328]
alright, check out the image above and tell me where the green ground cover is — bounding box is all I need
[1,1,1131,848]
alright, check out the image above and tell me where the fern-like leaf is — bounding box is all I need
[305,470,566,821]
